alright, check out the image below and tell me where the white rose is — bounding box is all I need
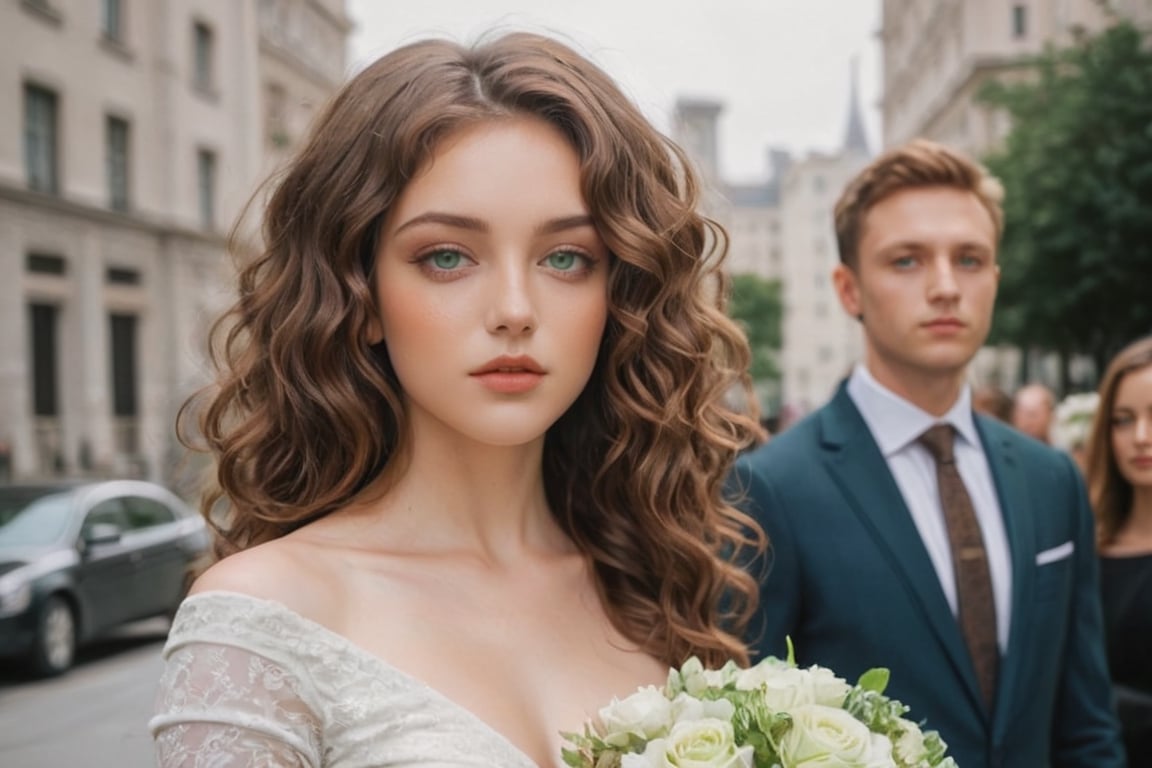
[777,704,897,768]
[670,692,735,726]
[599,686,674,748]
[679,658,740,696]
[891,719,926,766]
[622,719,754,768]
[736,665,850,711]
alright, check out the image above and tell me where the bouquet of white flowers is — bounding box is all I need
[562,646,957,768]
[1050,391,1099,454]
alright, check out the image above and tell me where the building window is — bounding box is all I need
[193,21,214,91]
[24,83,59,195]
[106,266,140,285]
[109,313,138,419]
[27,253,67,275]
[106,115,130,211]
[29,303,60,417]
[110,313,139,456]
[1012,4,1028,39]
[101,0,123,41]
[197,148,216,229]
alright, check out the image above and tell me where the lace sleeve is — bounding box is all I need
[150,642,323,768]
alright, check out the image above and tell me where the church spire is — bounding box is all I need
[843,56,871,156]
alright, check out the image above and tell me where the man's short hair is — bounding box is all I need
[833,139,1004,269]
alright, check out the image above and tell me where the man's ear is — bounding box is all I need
[832,263,862,322]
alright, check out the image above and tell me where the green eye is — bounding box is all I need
[429,250,463,269]
[546,251,580,270]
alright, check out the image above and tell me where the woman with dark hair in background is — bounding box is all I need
[1085,335,1152,763]
[148,31,763,767]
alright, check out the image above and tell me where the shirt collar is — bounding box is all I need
[846,363,980,457]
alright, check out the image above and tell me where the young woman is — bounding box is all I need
[149,32,764,767]
[1085,335,1152,763]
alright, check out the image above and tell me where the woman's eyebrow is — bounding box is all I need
[534,214,595,236]
[394,212,594,237]
[394,211,488,235]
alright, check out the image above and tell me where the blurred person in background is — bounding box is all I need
[972,384,1012,422]
[1011,382,1055,443]
[1051,391,1100,474]
[1085,335,1152,763]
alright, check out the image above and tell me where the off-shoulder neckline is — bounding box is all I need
[178,589,545,768]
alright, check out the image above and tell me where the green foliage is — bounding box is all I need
[856,667,890,695]
[728,273,783,383]
[980,21,1152,366]
[843,686,910,735]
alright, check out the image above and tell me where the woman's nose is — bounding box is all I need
[485,266,537,335]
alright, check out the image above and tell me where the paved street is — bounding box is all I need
[0,618,168,768]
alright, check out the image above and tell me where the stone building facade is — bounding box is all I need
[0,0,350,485]
[881,0,1151,157]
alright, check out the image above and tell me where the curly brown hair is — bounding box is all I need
[1085,336,1152,546]
[180,32,765,668]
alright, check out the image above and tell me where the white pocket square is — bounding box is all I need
[1036,540,1074,566]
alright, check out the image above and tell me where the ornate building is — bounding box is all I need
[777,63,872,414]
[672,63,873,415]
[671,98,789,282]
[0,0,350,484]
[881,0,1151,156]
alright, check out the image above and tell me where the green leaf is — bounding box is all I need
[857,667,890,694]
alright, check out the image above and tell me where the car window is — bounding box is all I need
[82,498,130,536]
[0,491,73,546]
[123,496,177,530]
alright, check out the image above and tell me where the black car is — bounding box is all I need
[0,480,209,676]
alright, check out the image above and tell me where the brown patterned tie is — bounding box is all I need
[919,424,999,709]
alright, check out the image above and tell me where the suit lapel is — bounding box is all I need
[978,418,1037,739]
[820,388,985,714]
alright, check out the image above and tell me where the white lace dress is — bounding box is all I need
[149,591,541,767]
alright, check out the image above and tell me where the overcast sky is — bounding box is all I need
[346,0,882,184]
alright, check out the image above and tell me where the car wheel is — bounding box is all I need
[31,595,76,677]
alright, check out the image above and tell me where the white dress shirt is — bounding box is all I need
[847,364,1013,652]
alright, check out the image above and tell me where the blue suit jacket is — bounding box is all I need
[731,385,1124,768]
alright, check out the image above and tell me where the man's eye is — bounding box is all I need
[958,254,985,268]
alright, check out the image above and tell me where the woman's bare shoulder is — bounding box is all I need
[189,534,343,623]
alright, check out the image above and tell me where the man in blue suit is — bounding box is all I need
[732,140,1123,767]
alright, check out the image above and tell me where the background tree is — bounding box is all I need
[727,273,782,385]
[980,21,1152,386]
